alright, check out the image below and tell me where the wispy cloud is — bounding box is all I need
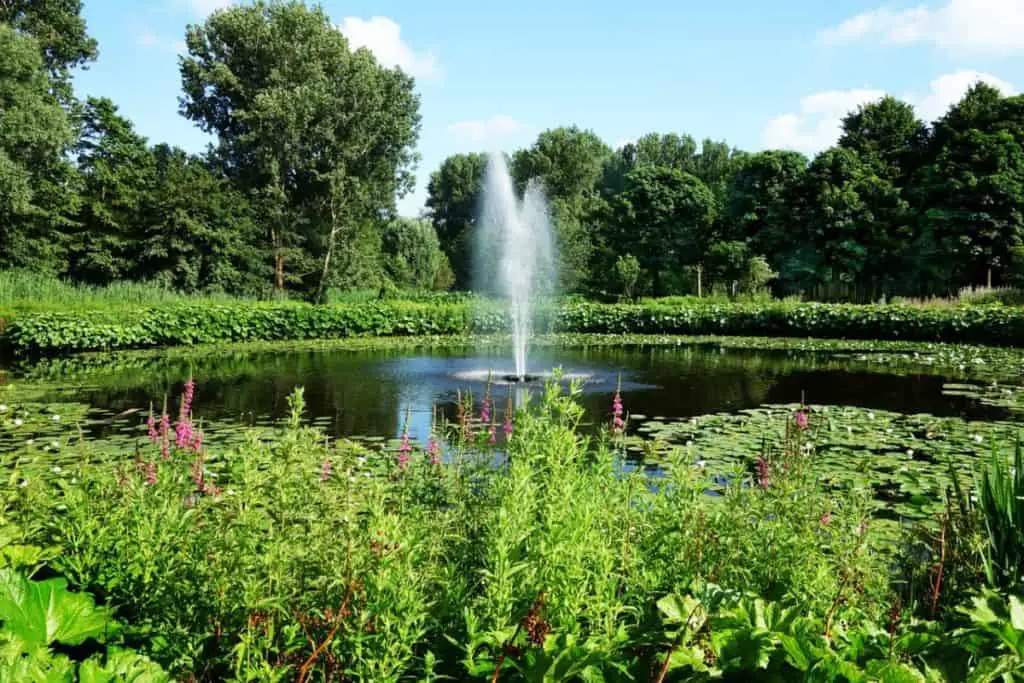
[761,70,1016,154]
[448,115,524,145]
[818,0,1024,54]
[338,17,440,81]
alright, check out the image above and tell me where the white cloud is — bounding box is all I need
[819,0,1024,53]
[448,115,524,145]
[338,17,439,80]
[761,70,1016,154]
[762,89,885,154]
[913,69,1016,120]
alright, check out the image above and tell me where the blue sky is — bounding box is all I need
[74,0,1024,215]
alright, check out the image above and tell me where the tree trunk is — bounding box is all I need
[696,264,703,298]
[315,202,340,305]
[275,252,285,291]
[987,266,993,289]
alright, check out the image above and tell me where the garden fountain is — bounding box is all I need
[475,152,556,382]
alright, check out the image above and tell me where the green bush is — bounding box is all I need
[4,300,1024,355]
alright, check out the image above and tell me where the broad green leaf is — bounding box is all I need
[0,569,118,648]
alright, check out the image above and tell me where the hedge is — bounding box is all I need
[2,300,1024,356]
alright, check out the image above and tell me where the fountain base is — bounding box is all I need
[501,373,542,384]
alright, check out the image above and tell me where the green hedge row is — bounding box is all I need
[3,300,1023,356]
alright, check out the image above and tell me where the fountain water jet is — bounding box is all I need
[476,153,556,381]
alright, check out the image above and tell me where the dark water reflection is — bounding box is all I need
[27,344,1008,446]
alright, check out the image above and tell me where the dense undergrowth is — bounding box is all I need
[1,379,1023,681]
[4,300,1024,356]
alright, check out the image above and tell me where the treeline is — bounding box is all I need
[427,91,1024,301]
[1,1,449,300]
[4,2,1023,303]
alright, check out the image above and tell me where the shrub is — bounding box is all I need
[4,300,1024,356]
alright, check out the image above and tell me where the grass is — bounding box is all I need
[0,269,253,312]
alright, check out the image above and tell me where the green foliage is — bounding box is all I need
[179,0,420,296]
[4,382,1024,680]
[0,566,168,681]
[380,217,452,291]
[6,299,1024,355]
[977,438,1024,592]
[0,24,78,274]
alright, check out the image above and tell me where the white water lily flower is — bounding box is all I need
[695,460,707,467]
[867,412,875,420]
[13,418,23,427]
[50,441,59,449]
[0,405,8,413]
[51,414,60,422]
[18,480,27,488]
[973,434,984,443]
[906,449,914,457]
[51,466,61,474]
[847,426,853,434]
[226,489,237,496]
[25,439,34,445]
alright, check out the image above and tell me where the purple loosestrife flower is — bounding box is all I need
[820,510,832,526]
[320,458,332,482]
[398,433,412,468]
[488,423,497,445]
[147,414,158,442]
[182,378,195,417]
[190,430,204,453]
[611,375,625,436]
[480,398,491,425]
[757,456,770,489]
[504,396,514,438]
[794,410,809,431]
[426,437,441,465]
[175,418,194,450]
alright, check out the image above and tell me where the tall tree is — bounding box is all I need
[916,83,1024,289]
[70,97,154,284]
[136,145,266,294]
[609,165,715,296]
[0,0,98,99]
[380,217,452,291]
[513,126,610,290]
[723,150,807,258]
[838,96,927,183]
[425,152,487,289]
[0,24,78,272]
[179,0,420,295]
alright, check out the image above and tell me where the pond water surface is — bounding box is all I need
[26,343,1010,447]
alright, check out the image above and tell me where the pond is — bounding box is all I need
[19,342,1016,446]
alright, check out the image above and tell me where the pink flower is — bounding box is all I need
[147,415,158,442]
[481,398,491,424]
[175,419,193,450]
[182,378,196,417]
[504,415,513,437]
[794,410,809,431]
[320,459,332,482]
[426,437,440,465]
[757,457,770,489]
[820,511,832,526]
[611,382,625,436]
[190,430,204,453]
[488,423,497,445]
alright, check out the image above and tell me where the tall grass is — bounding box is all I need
[978,436,1024,592]
[0,270,252,311]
